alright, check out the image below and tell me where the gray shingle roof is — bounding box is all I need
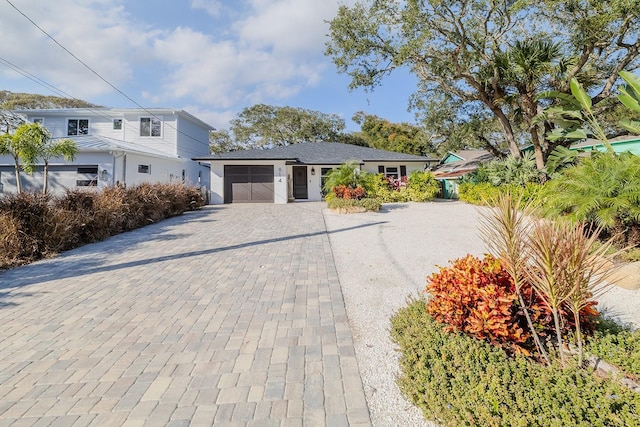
[195,142,434,164]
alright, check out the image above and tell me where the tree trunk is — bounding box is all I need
[13,156,21,194]
[489,105,521,158]
[43,161,49,194]
[529,126,546,170]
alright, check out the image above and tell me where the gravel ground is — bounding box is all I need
[322,201,640,427]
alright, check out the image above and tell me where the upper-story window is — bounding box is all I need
[68,119,89,135]
[113,119,122,130]
[32,118,44,125]
[140,117,161,137]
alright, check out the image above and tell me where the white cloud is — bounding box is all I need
[190,0,224,17]
[0,0,155,99]
[0,0,352,125]
[237,0,340,56]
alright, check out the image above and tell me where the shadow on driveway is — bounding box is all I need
[0,220,386,306]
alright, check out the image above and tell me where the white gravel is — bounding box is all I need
[322,201,640,427]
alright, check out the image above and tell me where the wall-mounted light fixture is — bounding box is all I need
[310,167,315,175]
[99,169,108,181]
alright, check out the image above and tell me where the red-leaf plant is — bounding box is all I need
[425,254,597,357]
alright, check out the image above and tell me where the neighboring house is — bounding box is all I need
[0,108,212,195]
[431,150,496,199]
[194,142,436,204]
[570,135,640,156]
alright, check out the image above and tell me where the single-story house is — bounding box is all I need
[194,142,437,204]
[431,150,496,199]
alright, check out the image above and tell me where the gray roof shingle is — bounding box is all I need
[194,142,434,164]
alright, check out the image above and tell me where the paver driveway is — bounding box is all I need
[0,203,371,426]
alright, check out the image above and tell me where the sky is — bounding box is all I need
[0,0,419,132]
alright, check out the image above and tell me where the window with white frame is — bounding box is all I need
[32,118,44,124]
[380,165,407,179]
[67,119,89,135]
[385,167,399,179]
[138,164,150,174]
[140,117,161,137]
[113,119,122,130]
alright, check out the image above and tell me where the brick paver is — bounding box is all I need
[0,203,371,426]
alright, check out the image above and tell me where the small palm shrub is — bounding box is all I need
[391,299,640,427]
[322,161,371,194]
[486,152,541,186]
[542,152,640,246]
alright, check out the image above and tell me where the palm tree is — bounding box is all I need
[496,38,563,169]
[2,123,78,194]
[0,132,24,193]
[39,138,77,194]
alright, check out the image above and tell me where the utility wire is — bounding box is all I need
[3,0,214,146]
[0,56,159,141]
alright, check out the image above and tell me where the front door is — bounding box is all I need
[293,166,308,199]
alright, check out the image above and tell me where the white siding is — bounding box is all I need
[0,152,114,195]
[120,113,178,157]
[176,115,211,158]
[361,161,426,176]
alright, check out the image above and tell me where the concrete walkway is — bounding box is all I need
[0,203,371,426]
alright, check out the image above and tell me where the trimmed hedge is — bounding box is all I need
[390,298,640,427]
[326,196,381,212]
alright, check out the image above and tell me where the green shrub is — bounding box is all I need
[586,323,640,378]
[366,171,439,203]
[541,152,640,247]
[326,197,381,212]
[459,182,544,206]
[486,152,541,186]
[407,170,440,202]
[391,299,640,427]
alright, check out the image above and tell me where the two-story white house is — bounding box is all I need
[0,108,213,196]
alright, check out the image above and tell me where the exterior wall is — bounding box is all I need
[0,152,210,196]
[120,112,178,157]
[175,115,211,158]
[361,161,426,176]
[209,160,288,204]
[11,109,212,198]
[0,152,114,195]
[442,154,464,164]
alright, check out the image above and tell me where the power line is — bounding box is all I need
[3,0,214,146]
[0,56,152,139]
[4,0,149,113]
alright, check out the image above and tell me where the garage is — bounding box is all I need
[224,165,274,203]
